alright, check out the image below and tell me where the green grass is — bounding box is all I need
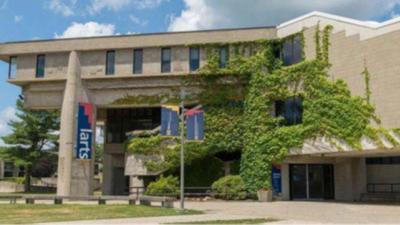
[166,218,277,224]
[0,204,199,224]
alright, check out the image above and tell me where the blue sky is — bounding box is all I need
[1,0,400,143]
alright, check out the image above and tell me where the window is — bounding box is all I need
[106,50,115,75]
[275,97,303,125]
[8,56,17,79]
[189,47,200,71]
[366,157,400,165]
[282,35,302,66]
[133,49,143,74]
[161,48,171,73]
[36,55,45,78]
[219,46,228,68]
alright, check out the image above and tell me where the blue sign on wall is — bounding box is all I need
[186,109,204,141]
[161,105,179,136]
[272,164,282,194]
[76,102,94,160]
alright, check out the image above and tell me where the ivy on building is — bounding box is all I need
[123,25,398,195]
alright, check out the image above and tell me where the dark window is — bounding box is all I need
[366,157,400,165]
[36,55,45,78]
[282,35,303,66]
[8,56,17,79]
[161,48,171,73]
[133,49,143,74]
[275,97,303,126]
[189,47,200,71]
[106,50,115,75]
[219,46,228,68]
[106,108,161,143]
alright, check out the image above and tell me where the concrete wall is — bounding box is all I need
[302,25,400,129]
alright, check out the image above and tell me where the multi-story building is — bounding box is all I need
[1,11,400,201]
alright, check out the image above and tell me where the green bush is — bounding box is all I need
[145,175,179,197]
[211,175,247,200]
[2,177,25,184]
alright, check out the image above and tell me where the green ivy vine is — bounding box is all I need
[124,25,398,195]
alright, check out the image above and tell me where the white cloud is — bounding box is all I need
[169,0,400,31]
[14,15,23,23]
[129,15,148,26]
[133,0,166,9]
[0,106,17,146]
[55,22,115,39]
[48,0,76,17]
[89,0,166,14]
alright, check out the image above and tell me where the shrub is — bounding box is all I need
[211,175,247,200]
[146,175,179,197]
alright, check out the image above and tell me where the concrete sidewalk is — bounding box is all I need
[39,201,400,224]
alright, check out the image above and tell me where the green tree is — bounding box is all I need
[1,100,59,192]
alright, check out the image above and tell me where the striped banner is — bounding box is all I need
[161,105,179,136]
[186,109,204,141]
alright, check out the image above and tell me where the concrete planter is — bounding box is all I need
[0,181,24,193]
[257,189,273,202]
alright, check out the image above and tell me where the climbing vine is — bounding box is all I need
[124,25,398,195]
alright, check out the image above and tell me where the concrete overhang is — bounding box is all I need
[0,26,277,57]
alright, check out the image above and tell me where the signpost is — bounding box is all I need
[180,89,185,211]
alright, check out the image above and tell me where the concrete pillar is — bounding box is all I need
[57,51,95,196]
[281,164,290,200]
[0,160,4,179]
[130,176,144,197]
[102,153,113,195]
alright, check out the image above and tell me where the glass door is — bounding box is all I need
[290,164,334,200]
[290,164,307,199]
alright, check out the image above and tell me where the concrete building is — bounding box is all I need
[1,11,400,200]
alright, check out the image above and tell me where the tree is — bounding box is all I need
[1,100,59,192]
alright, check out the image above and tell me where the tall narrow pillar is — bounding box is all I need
[57,51,95,196]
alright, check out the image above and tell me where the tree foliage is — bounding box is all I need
[0,100,59,191]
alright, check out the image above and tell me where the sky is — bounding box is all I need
[1,0,400,144]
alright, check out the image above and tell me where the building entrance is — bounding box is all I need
[290,164,334,200]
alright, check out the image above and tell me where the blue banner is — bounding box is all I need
[76,102,94,159]
[161,105,179,136]
[272,164,282,194]
[186,109,204,141]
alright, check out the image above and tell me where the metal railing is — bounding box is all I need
[367,183,400,193]
[129,186,213,199]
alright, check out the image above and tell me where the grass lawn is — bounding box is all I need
[0,204,199,224]
[167,218,277,224]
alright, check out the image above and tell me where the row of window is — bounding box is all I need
[8,37,301,79]
[105,47,229,76]
[366,157,400,165]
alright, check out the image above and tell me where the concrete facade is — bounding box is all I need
[1,12,400,199]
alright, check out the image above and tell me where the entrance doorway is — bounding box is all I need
[290,164,334,200]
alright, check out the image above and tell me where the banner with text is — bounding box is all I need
[76,102,94,160]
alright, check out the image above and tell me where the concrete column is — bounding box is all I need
[0,160,4,179]
[130,176,145,197]
[57,51,95,196]
[281,164,290,200]
[102,153,113,195]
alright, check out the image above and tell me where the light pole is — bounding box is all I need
[179,89,186,211]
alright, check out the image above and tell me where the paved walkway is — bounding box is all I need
[39,201,400,224]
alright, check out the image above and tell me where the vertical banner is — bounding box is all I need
[161,105,179,136]
[272,164,282,194]
[186,109,204,141]
[76,102,94,159]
